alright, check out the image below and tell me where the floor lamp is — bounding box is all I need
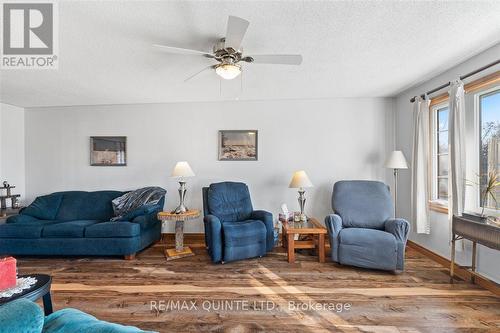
[385,151,408,217]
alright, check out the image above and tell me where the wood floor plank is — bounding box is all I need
[16,245,500,333]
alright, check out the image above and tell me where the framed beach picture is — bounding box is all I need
[218,130,258,161]
[90,136,127,166]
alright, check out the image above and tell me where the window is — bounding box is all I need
[478,88,500,210]
[431,104,449,204]
[427,73,500,215]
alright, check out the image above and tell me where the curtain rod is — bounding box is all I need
[409,59,500,103]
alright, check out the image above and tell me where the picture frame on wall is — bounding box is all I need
[90,136,127,166]
[218,130,258,161]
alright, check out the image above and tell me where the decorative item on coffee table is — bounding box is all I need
[0,181,21,210]
[158,210,200,260]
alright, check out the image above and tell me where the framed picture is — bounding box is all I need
[218,130,258,161]
[90,136,127,166]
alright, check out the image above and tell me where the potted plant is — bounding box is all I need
[464,171,499,222]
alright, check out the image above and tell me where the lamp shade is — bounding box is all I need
[289,170,313,188]
[171,161,195,178]
[384,151,408,169]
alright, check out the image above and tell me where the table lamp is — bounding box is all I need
[384,150,408,216]
[171,161,195,214]
[289,170,313,221]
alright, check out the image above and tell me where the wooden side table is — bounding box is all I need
[282,217,327,263]
[158,210,200,260]
[0,207,22,224]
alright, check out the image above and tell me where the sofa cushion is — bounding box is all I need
[332,180,393,229]
[338,227,397,270]
[22,194,63,220]
[0,220,63,239]
[42,220,100,238]
[54,191,125,221]
[85,222,140,238]
[0,224,43,239]
[208,182,253,222]
[222,220,266,246]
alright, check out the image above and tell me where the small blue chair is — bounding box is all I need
[202,182,274,263]
[0,298,155,333]
[325,180,410,271]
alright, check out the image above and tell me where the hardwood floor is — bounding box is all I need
[17,240,500,333]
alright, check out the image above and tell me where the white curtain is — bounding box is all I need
[411,96,431,234]
[448,80,466,218]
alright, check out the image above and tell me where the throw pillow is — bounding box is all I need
[113,204,158,222]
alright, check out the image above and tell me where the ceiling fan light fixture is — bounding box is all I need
[215,63,241,80]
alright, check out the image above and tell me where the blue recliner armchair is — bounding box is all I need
[325,180,410,271]
[0,298,155,333]
[202,182,274,263]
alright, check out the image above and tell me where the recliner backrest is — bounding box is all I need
[332,180,392,229]
[204,182,253,222]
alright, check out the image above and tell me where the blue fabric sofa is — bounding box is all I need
[325,180,410,271]
[0,190,165,259]
[0,298,156,333]
[202,182,274,263]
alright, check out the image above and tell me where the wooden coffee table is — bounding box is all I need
[282,217,327,263]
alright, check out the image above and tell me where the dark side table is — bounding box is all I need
[0,274,53,315]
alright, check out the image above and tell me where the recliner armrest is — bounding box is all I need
[250,210,274,252]
[384,218,410,243]
[6,214,40,224]
[325,214,343,262]
[203,214,223,262]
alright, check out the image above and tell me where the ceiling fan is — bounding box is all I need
[153,16,303,81]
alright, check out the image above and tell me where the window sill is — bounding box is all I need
[429,200,449,214]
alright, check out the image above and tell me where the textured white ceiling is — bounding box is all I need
[1,0,500,108]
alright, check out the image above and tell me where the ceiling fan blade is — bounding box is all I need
[153,44,214,58]
[224,16,250,51]
[243,54,303,65]
[184,65,215,82]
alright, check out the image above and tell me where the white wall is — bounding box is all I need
[0,103,26,207]
[395,43,500,283]
[25,98,395,233]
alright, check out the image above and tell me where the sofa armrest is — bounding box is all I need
[250,210,274,252]
[6,214,40,224]
[203,215,223,263]
[325,214,343,262]
[384,218,410,243]
[0,299,44,333]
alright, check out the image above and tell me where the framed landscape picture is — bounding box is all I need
[90,136,127,166]
[218,130,258,161]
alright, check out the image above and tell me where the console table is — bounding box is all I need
[451,215,500,283]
